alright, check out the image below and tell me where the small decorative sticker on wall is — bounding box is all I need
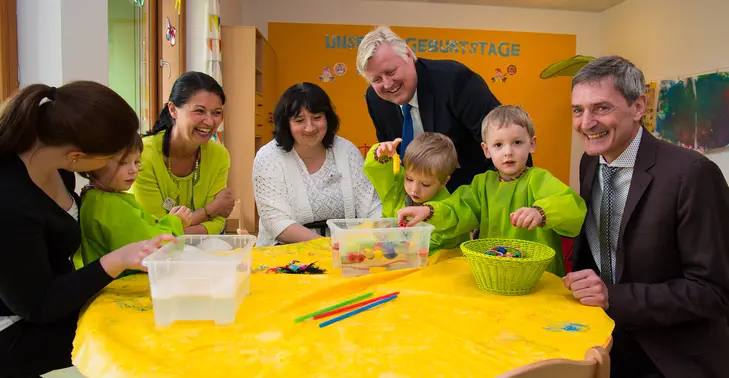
[491,68,507,83]
[333,63,347,76]
[165,17,177,47]
[319,67,335,83]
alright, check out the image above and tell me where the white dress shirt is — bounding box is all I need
[585,127,643,280]
[400,90,425,137]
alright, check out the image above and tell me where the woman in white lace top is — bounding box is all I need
[252,83,382,246]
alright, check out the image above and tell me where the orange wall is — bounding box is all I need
[268,22,576,184]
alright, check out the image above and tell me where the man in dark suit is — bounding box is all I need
[356,26,531,192]
[564,55,729,378]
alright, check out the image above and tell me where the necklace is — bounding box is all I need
[498,167,529,182]
[165,147,201,211]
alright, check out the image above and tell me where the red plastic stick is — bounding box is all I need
[313,291,400,320]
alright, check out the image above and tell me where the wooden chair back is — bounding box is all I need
[496,346,610,378]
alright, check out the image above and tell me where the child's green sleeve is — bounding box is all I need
[363,143,402,203]
[426,174,487,250]
[86,197,184,265]
[530,170,587,238]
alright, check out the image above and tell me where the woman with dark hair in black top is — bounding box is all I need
[0,81,176,377]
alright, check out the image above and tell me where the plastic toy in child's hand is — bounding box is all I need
[392,153,401,174]
[484,245,523,258]
[376,138,402,158]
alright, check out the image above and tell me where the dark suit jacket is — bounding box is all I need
[573,130,729,377]
[365,58,532,192]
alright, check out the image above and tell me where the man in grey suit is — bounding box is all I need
[564,55,729,377]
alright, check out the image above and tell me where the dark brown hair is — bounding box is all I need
[147,71,226,156]
[273,82,339,152]
[0,81,139,156]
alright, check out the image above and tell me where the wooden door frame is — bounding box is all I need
[0,0,18,102]
[153,0,185,122]
[146,0,160,130]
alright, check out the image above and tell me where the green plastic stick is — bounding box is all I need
[295,292,374,323]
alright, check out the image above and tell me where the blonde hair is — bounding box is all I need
[356,26,417,79]
[403,132,458,182]
[481,105,536,142]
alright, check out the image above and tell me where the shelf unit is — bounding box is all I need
[221,26,277,233]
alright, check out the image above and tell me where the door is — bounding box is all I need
[158,0,185,108]
[107,0,161,134]
[0,0,18,102]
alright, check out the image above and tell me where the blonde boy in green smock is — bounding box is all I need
[398,106,587,276]
[74,135,192,277]
[364,132,459,218]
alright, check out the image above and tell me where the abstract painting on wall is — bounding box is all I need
[643,82,658,133]
[694,72,729,152]
[655,78,696,150]
[653,72,729,152]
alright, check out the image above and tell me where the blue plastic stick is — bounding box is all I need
[318,294,398,328]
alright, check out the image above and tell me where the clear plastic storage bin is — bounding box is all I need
[142,235,257,327]
[327,218,434,277]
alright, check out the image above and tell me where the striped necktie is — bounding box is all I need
[599,164,619,284]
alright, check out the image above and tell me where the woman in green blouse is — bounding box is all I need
[131,72,235,234]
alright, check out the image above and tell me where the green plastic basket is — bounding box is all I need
[460,238,556,296]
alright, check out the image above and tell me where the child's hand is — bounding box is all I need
[170,206,193,227]
[510,207,543,230]
[397,206,431,227]
[376,138,402,158]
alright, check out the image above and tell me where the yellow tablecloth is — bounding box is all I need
[72,238,614,377]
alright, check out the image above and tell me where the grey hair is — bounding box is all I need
[356,26,417,80]
[572,55,645,104]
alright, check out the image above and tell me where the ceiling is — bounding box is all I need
[379,0,627,12]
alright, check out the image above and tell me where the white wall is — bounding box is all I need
[240,0,601,189]
[17,0,109,193]
[603,0,729,178]
[17,0,108,87]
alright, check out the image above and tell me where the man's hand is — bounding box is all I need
[563,269,609,310]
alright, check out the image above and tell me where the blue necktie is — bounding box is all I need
[400,104,413,161]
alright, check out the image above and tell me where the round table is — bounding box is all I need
[72,238,614,377]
